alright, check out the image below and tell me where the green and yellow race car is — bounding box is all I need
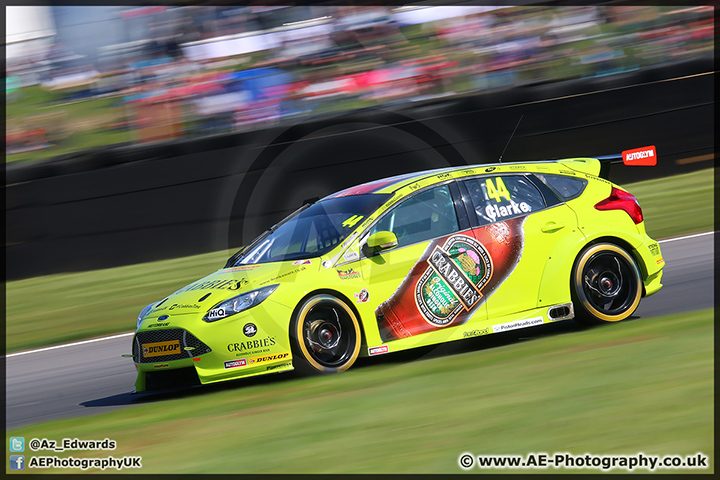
[131,155,664,392]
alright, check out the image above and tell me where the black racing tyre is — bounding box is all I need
[290,294,361,374]
[571,243,642,324]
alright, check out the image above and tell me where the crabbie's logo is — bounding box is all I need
[416,235,492,326]
[337,268,361,280]
[227,337,276,353]
[142,340,181,357]
[622,145,657,166]
[243,323,257,337]
[369,345,389,356]
[224,359,247,369]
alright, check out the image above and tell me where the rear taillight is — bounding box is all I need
[594,187,644,224]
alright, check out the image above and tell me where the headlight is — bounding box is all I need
[136,303,156,330]
[203,284,278,323]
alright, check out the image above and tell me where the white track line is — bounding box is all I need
[6,231,714,359]
[658,231,714,243]
[6,332,134,358]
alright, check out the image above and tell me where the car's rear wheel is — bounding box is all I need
[572,243,642,324]
[291,294,361,374]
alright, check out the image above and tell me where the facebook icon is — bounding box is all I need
[10,455,25,470]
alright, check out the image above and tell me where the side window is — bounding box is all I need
[369,185,459,249]
[534,173,588,201]
[464,175,546,226]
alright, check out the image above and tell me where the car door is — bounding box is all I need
[355,182,488,346]
[459,173,582,321]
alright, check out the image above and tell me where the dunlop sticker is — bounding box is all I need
[142,340,181,358]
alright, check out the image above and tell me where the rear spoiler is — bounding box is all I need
[595,145,658,180]
[594,154,623,180]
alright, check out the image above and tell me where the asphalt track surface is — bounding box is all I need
[6,232,714,430]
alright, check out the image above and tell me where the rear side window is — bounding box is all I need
[535,173,588,201]
[463,175,546,226]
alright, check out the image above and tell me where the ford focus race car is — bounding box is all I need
[131,153,664,392]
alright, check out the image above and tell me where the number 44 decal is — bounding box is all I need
[485,178,511,203]
[342,215,364,228]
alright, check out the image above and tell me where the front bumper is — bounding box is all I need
[132,301,294,392]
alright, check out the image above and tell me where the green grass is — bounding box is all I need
[6,250,230,353]
[625,168,714,239]
[6,309,713,474]
[4,168,713,353]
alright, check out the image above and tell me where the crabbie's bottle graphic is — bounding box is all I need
[376,217,525,342]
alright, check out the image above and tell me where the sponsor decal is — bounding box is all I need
[463,327,491,338]
[142,340,181,358]
[267,362,293,371]
[354,288,370,304]
[224,359,247,369]
[622,145,657,166]
[193,357,201,362]
[491,316,543,333]
[146,322,170,328]
[340,232,359,249]
[181,278,248,293]
[656,257,664,265]
[243,323,257,337]
[416,235,492,326]
[322,260,332,269]
[153,363,170,369]
[437,173,451,179]
[648,242,660,256]
[258,266,306,286]
[485,167,496,172]
[461,169,476,175]
[227,337,276,354]
[158,315,169,321]
[337,268,362,280]
[343,251,360,262]
[248,352,290,365]
[509,165,526,170]
[369,345,389,356]
[291,259,312,265]
[207,308,226,320]
[169,303,201,310]
[558,169,576,175]
[484,200,531,222]
[226,265,258,272]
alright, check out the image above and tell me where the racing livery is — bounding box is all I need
[131,155,664,391]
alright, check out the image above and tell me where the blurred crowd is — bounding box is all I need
[6,5,714,157]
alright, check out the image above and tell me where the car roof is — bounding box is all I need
[327,158,600,199]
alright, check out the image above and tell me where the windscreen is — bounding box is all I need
[231,193,391,265]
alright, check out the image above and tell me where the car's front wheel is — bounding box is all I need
[572,243,642,324]
[290,294,361,374]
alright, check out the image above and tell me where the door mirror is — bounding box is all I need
[365,231,398,254]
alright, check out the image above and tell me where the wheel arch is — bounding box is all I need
[289,288,369,349]
[574,235,647,296]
